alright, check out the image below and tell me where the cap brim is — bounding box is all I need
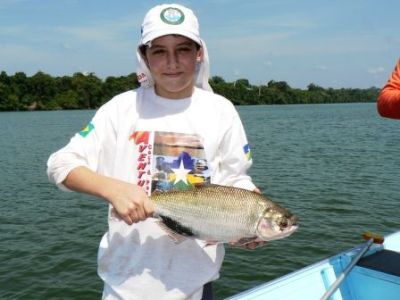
[141,29,201,46]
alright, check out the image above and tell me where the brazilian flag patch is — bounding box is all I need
[243,144,252,161]
[79,122,94,137]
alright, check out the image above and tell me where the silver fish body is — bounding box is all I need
[151,184,298,243]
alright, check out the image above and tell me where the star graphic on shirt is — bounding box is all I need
[171,160,191,185]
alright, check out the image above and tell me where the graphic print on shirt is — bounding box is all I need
[130,131,210,195]
[152,132,210,193]
[130,131,153,195]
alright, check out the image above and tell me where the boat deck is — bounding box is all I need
[226,231,400,300]
[357,249,400,276]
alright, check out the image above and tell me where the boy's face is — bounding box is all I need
[143,35,202,99]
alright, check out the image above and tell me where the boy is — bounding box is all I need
[47,4,259,299]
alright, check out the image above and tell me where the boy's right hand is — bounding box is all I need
[105,180,154,225]
[63,166,154,225]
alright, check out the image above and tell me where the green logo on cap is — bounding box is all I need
[160,7,185,25]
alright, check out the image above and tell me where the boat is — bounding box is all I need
[226,231,400,300]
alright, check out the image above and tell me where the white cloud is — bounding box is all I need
[234,69,241,77]
[367,66,385,75]
[60,42,72,50]
[210,32,294,57]
[264,60,273,67]
[0,43,53,62]
[210,31,389,62]
[0,0,29,9]
[55,11,141,41]
[0,25,25,35]
[56,25,117,43]
[209,11,316,36]
[315,65,328,71]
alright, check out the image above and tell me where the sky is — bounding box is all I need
[1,0,399,89]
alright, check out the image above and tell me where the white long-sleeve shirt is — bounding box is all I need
[47,86,256,300]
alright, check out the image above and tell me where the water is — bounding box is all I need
[0,103,399,299]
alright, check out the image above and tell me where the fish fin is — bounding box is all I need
[155,220,187,244]
[158,215,195,237]
[150,190,163,196]
[198,240,223,248]
[156,214,196,244]
[230,236,259,247]
[204,240,219,246]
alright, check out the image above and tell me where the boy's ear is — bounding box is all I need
[196,47,204,63]
[139,46,150,67]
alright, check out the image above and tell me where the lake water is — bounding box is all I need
[0,103,399,299]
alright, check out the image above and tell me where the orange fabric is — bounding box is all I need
[377,59,400,119]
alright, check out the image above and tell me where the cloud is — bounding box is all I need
[367,66,385,75]
[210,32,294,57]
[264,60,273,67]
[55,16,136,45]
[234,69,241,76]
[0,0,29,9]
[207,7,317,33]
[51,12,142,54]
[0,25,25,35]
[0,43,54,62]
[60,42,72,50]
[56,25,117,43]
[0,9,144,77]
[210,30,390,63]
[314,65,328,71]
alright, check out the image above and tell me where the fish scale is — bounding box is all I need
[151,184,298,243]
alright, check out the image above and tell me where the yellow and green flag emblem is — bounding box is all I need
[79,122,94,137]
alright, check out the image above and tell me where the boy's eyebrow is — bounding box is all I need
[150,41,195,49]
[148,44,164,49]
[177,41,195,46]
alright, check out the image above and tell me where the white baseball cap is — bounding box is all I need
[136,3,213,92]
[140,4,201,46]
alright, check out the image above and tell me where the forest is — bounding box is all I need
[0,71,380,111]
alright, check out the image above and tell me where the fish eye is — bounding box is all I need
[279,219,288,229]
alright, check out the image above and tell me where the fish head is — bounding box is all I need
[256,206,298,241]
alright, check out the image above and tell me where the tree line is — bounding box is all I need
[0,71,380,111]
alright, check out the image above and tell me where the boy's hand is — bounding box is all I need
[106,181,154,225]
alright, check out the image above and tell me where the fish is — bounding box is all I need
[151,184,298,245]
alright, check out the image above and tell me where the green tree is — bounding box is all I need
[0,82,11,110]
[29,71,56,107]
[72,72,102,108]
[210,76,225,85]
[102,73,139,104]
[11,72,30,108]
[0,70,382,110]
[54,90,80,109]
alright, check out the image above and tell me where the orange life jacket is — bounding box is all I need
[377,60,400,119]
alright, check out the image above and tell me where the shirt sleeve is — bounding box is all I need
[214,102,256,191]
[377,59,400,119]
[46,101,117,191]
